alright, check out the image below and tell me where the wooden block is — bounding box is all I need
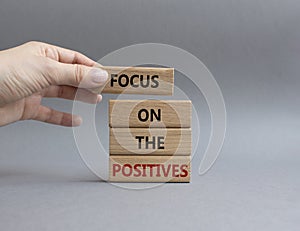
[90,66,174,95]
[110,128,191,155]
[109,155,191,182]
[109,100,191,128]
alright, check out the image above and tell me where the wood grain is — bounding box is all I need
[90,66,174,95]
[109,155,191,182]
[109,100,191,128]
[110,128,191,155]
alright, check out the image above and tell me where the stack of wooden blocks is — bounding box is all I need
[94,65,192,182]
[109,100,192,182]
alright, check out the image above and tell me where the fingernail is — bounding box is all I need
[73,116,83,126]
[90,69,108,84]
[97,94,102,103]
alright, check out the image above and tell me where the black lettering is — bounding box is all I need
[140,75,150,88]
[145,136,156,149]
[118,74,129,87]
[157,136,165,149]
[138,109,148,122]
[110,74,118,87]
[130,74,139,88]
[135,136,144,149]
[151,75,159,88]
[111,74,160,88]
[151,108,161,121]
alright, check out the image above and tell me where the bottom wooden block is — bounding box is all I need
[109,156,191,183]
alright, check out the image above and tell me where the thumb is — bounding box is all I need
[49,62,109,88]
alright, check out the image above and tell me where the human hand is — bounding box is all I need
[0,41,108,127]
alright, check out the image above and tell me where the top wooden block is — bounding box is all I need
[91,66,174,95]
[109,100,191,128]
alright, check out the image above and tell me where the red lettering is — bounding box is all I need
[113,163,189,179]
[142,164,147,177]
[180,164,189,177]
[122,164,133,177]
[133,164,142,177]
[112,164,121,176]
[172,164,180,177]
[155,164,161,177]
[161,164,171,177]
[147,164,156,177]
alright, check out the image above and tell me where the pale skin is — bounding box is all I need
[0,41,108,127]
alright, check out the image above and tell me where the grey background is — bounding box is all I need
[0,0,300,230]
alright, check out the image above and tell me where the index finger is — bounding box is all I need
[42,43,98,66]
